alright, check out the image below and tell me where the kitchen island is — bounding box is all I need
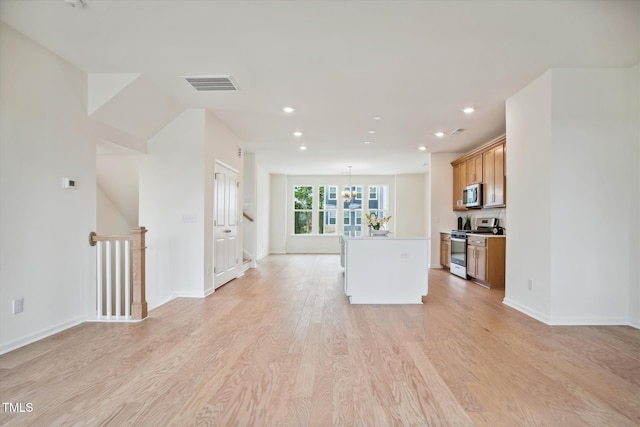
[340,235,429,304]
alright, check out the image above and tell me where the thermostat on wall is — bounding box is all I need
[63,178,76,189]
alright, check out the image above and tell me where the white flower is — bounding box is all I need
[365,212,392,230]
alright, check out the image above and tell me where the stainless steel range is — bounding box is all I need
[450,217,501,279]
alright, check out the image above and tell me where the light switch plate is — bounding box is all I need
[63,178,76,189]
[13,298,24,314]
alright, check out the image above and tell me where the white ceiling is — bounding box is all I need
[1,0,638,175]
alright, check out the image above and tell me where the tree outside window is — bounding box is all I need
[294,186,313,234]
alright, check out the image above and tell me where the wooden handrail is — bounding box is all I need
[90,232,134,245]
[243,211,255,222]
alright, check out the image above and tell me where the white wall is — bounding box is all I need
[504,71,554,322]
[632,63,640,328]
[0,24,97,353]
[97,185,131,235]
[95,144,141,228]
[242,152,257,263]
[505,67,639,326]
[427,153,463,267]
[139,109,206,307]
[549,68,636,324]
[269,174,287,254]
[395,174,427,238]
[256,165,271,260]
[137,108,245,306]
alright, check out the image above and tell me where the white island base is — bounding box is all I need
[341,236,429,304]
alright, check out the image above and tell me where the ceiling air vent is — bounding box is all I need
[451,128,465,135]
[184,76,239,91]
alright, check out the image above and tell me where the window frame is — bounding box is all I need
[293,185,313,235]
[318,185,338,235]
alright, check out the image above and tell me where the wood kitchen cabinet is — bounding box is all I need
[439,233,451,268]
[466,235,506,289]
[451,134,506,210]
[483,140,505,207]
[466,154,483,185]
[452,163,467,211]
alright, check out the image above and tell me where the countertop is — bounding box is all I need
[439,231,506,238]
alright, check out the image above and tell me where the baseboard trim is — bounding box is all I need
[502,298,551,325]
[503,298,638,328]
[0,315,87,356]
[172,291,207,299]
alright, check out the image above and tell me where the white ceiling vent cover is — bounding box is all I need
[184,76,239,91]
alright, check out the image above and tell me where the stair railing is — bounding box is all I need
[89,226,148,321]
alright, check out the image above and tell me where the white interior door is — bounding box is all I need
[213,163,239,288]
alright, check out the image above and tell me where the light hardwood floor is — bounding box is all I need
[1,254,639,426]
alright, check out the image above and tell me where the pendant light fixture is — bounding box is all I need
[342,166,357,203]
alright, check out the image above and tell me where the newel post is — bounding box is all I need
[130,226,148,320]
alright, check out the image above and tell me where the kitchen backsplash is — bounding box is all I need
[460,208,507,232]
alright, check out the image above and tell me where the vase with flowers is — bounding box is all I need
[365,212,392,236]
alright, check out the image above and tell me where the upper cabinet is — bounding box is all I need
[452,163,467,211]
[483,141,505,207]
[451,135,506,210]
[466,154,483,185]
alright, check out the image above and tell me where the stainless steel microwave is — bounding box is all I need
[463,183,483,208]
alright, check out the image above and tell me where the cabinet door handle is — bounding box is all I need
[223,229,232,233]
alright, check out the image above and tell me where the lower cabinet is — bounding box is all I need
[466,235,505,288]
[439,233,451,268]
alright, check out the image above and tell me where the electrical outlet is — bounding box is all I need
[13,298,24,314]
[527,279,533,291]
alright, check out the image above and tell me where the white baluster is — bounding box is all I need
[125,240,131,319]
[115,240,121,319]
[97,241,103,318]
[105,240,111,320]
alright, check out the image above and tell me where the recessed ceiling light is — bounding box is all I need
[299,146,307,150]
[293,131,303,137]
[363,141,371,144]
[463,107,475,114]
[373,116,382,121]
[283,106,295,113]
[368,130,376,134]
[418,146,427,151]
[435,132,445,137]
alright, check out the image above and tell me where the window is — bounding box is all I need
[369,186,377,200]
[368,185,389,223]
[343,185,363,237]
[328,186,337,200]
[318,185,337,235]
[293,186,313,234]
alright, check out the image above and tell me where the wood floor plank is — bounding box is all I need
[1,254,639,426]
